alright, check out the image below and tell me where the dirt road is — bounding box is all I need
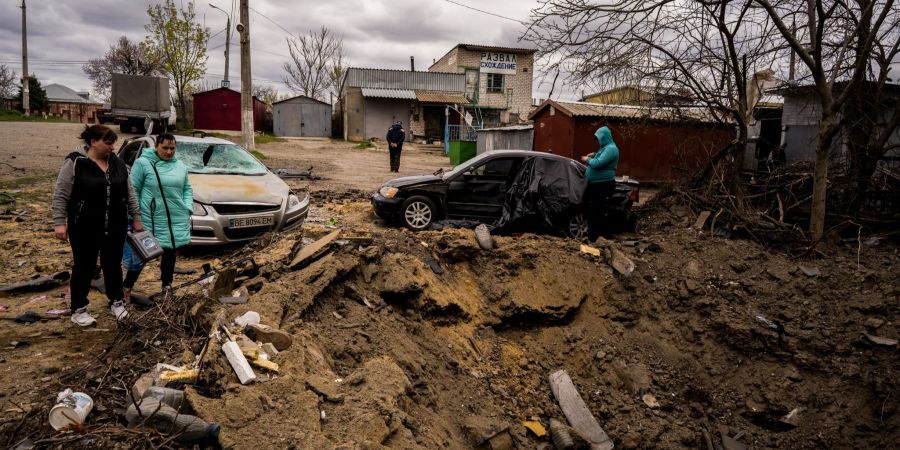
[0,122,896,449]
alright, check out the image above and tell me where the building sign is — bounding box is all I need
[480,52,517,75]
[221,80,230,88]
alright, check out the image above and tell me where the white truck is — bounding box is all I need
[111,73,176,133]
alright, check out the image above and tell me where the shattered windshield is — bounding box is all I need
[177,142,267,175]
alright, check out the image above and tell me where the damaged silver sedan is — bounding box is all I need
[118,135,309,245]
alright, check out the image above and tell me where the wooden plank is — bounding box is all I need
[290,229,341,268]
[693,210,712,231]
[549,370,614,450]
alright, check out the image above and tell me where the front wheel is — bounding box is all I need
[401,196,436,231]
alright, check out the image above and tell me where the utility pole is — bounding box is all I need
[20,0,29,116]
[239,0,254,151]
[209,3,231,87]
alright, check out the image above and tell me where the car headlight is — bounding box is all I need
[379,186,399,198]
[288,194,300,208]
[192,202,207,216]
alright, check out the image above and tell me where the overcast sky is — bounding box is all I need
[0,0,575,100]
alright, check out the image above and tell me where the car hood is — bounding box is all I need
[188,172,288,205]
[384,174,443,188]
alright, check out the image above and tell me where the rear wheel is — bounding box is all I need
[401,196,436,231]
[565,211,591,241]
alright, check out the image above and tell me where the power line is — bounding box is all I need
[247,6,295,38]
[443,0,527,25]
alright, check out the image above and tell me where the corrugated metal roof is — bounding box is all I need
[361,88,416,99]
[529,100,722,123]
[459,44,537,54]
[346,68,465,92]
[273,94,330,106]
[415,91,469,104]
[44,84,99,104]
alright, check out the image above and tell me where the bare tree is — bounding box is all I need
[0,64,17,100]
[252,84,280,109]
[82,36,162,101]
[282,27,344,102]
[753,0,900,239]
[526,1,785,190]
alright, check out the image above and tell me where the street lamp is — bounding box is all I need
[209,3,231,88]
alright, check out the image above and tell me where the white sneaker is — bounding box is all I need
[110,300,128,321]
[71,308,96,327]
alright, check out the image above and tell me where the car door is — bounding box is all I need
[445,156,523,220]
[117,137,153,167]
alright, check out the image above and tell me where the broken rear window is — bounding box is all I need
[177,143,267,175]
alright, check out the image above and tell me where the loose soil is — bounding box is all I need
[0,123,896,449]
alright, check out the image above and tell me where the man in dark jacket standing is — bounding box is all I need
[385,121,406,172]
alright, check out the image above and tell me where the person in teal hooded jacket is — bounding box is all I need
[124,133,192,298]
[581,126,619,236]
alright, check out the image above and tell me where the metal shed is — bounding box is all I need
[476,124,534,155]
[273,95,332,137]
[192,88,266,132]
[528,100,733,182]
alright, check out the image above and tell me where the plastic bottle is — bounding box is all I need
[126,397,220,444]
[143,387,186,412]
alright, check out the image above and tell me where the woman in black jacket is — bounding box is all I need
[52,125,143,326]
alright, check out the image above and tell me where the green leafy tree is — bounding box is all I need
[16,75,47,113]
[144,0,209,122]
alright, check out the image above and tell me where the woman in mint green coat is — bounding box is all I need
[124,133,192,297]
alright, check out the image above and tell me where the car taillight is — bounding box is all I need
[628,186,639,203]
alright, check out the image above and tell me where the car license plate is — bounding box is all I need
[229,215,274,229]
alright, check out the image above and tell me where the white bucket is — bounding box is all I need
[234,311,260,328]
[49,389,93,430]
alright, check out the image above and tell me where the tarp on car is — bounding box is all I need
[495,156,586,231]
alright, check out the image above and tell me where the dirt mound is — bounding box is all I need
[1,198,897,450]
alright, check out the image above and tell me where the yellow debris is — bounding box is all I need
[522,420,547,437]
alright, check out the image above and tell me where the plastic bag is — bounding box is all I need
[123,241,145,272]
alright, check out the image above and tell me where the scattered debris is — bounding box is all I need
[641,393,660,409]
[48,389,93,430]
[221,326,257,385]
[549,370,614,450]
[864,333,898,347]
[290,229,341,268]
[797,264,821,277]
[0,271,69,294]
[864,317,885,329]
[522,420,547,437]
[692,210,712,230]
[272,166,320,180]
[475,224,494,250]
[548,418,574,450]
[173,266,197,275]
[779,407,803,429]
[234,311,260,328]
[220,287,250,305]
[580,244,601,257]
[609,249,635,277]
[125,397,219,444]
[245,323,292,351]
[720,432,748,450]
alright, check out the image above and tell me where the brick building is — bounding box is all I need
[429,44,536,127]
[44,83,103,123]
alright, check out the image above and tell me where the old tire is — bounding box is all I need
[401,196,435,231]
[565,211,591,241]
